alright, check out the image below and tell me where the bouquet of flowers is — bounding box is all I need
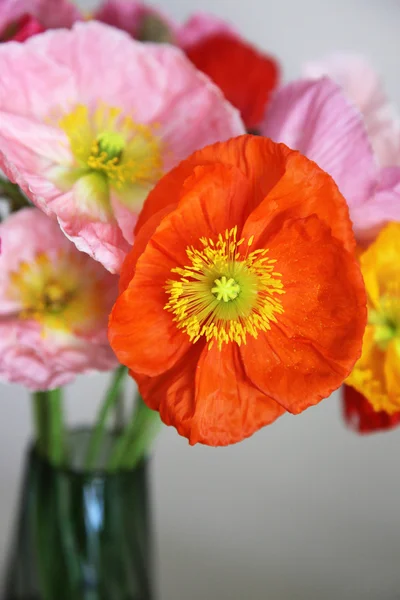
[0,0,398,597]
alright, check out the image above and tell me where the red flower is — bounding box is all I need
[185,33,279,130]
[343,385,400,434]
[1,14,45,42]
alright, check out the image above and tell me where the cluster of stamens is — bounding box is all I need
[59,104,163,190]
[165,227,285,350]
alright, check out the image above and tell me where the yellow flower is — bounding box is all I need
[347,223,400,413]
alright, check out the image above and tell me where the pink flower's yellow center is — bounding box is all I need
[165,227,285,350]
[8,251,106,335]
[58,104,163,191]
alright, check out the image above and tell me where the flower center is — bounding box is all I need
[42,281,71,313]
[7,251,107,335]
[95,131,125,162]
[9,253,77,328]
[59,104,164,190]
[165,227,285,349]
[212,276,241,302]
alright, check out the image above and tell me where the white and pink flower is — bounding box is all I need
[0,21,244,273]
[0,208,118,390]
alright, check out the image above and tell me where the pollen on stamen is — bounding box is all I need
[164,227,285,350]
[59,103,164,190]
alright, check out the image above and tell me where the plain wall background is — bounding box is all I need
[1,1,400,598]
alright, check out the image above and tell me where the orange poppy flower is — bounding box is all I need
[109,135,367,446]
[185,34,279,130]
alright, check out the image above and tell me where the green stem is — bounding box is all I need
[32,392,48,456]
[108,394,160,472]
[47,388,65,466]
[122,401,161,470]
[114,392,126,433]
[84,365,128,470]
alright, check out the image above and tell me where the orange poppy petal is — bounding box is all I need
[241,150,355,253]
[119,205,174,294]
[241,215,366,413]
[192,343,285,445]
[135,135,288,233]
[136,343,285,446]
[109,280,192,376]
[133,343,202,436]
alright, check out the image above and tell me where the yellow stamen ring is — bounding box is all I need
[164,226,285,350]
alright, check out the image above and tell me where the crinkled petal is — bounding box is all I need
[0,323,117,390]
[261,78,378,213]
[241,148,356,253]
[304,53,400,167]
[136,343,284,446]
[241,215,366,413]
[351,166,400,245]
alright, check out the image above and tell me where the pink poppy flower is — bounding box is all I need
[260,77,400,245]
[0,0,81,41]
[0,208,118,390]
[0,22,244,273]
[304,54,400,168]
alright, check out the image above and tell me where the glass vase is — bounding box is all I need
[2,430,154,600]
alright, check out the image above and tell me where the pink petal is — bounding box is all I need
[304,54,400,167]
[260,78,378,212]
[59,213,131,276]
[351,166,400,244]
[146,43,244,167]
[110,192,139,245]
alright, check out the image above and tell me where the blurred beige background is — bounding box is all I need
[1,1,400,599]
